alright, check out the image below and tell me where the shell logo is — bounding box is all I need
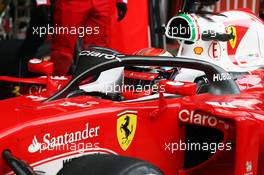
[193,47,204,55]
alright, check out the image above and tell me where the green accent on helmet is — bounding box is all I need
[178,13,198,41]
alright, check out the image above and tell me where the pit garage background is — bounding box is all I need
[111,0,262,54]
[0,0,262,54]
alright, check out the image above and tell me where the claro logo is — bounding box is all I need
[79,50,122,62]
[179,109,219,127]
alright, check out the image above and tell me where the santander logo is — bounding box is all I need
[28,136,42,153]
[28,123,100,153]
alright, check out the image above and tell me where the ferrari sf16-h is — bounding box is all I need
[0,2,264,175]
[0,44,262,175]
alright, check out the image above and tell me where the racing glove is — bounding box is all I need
[116,2,127,21]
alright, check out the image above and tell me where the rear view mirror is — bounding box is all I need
[28,59,53,76]
[159,80,196,96]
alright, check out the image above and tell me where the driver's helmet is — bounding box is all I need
[135,48,174,57]
[123,48,177,100]
[132,48,176,74]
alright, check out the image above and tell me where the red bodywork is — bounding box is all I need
[0,61,264,175]
[0,81,263,175]
[0,7,264,174]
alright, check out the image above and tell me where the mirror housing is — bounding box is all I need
[159,80,196,96]
[28,59,53,75]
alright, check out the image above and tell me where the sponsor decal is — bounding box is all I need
[178,109,229,129]
[117,111,137,151]
[203,76,210,84]
[79,50,123,62]
[59,101,99,108]
[28,123,100,153]
[50,76,68,80]
[213,73,232,82]
[12,85,46,96]
[194,47,204,55]
[12,86,22,96]
[225,24,249,56]
[208,41,221,61]
[245,161,253,175]
[29,85,45,94]
[28,136,42,153]
[226,26,237,49]
[26,95,47,101]
[206,102,237,108]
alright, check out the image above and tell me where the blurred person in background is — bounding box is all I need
[15,0,53,77]
[50,0,128,75]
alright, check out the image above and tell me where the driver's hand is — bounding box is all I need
[116,2,127,21]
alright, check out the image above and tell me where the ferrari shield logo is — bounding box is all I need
[117,111,137,151]
[227,26,237,49]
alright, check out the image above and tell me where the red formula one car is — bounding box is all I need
[0,45,263,175]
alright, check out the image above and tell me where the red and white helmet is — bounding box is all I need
[123,48,176,100]
[134,48,174,57]
[133,48,175,71]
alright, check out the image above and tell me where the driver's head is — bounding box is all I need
[123,48,176,100]
[125,48,176,84]
[134,48,174,57]
[133,48,174,71]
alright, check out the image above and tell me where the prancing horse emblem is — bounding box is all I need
[117,111,137,151]
[227,26,237,49]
